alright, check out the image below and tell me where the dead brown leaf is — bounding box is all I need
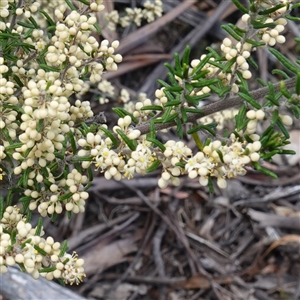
[179,274,233,289]
[261,234,300,261]
[82,234,142,276]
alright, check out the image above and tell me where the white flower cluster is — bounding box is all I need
[221,38,252,82]
[97,81,131,105]
[200,109,239,130]
[105,0,163,30]
[0,0,12,18]
[76,124,154,181]
[0,206,85,285]
[124,141,157,178]
[47,8,122,82]
[0,0,125,217]
[15,1,40,18]
[259,17,287,46]
[113,115,141,140]
[187,0,292,96]
[186,138,262,189]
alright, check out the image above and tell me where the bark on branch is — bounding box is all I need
[134,76,296,135]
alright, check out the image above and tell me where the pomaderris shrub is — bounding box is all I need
[0,0,299,284]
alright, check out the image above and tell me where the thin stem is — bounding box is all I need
[134,76,296,135]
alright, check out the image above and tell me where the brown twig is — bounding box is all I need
[134,76,296,135]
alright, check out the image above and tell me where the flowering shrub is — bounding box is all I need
[0,0,299,285]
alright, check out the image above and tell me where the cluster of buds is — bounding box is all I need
[105,0,163,30]
[0,206,85,285]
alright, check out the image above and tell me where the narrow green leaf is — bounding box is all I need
[39,64,61,72]
[164,86,183,92]
[22,168,31,188]
[218,86,231,97]
[187,123,216,135]
[59,240,69,257]
[192,70,210,80]
[116,129,137,151]
[29,16,39,29]
[271,109,279,125]
[174,52,183,75]
[39,10,55,26]
[238,92,262,109]
[34,245,47,256]
[6,190,13,207]
[140,105,163,111]
[206,46,221,59]
[77,0,90,5]
[279,149,296,155]
[259,3,286,15]
[222,58,236,73]
[208,177,214,194]
[175,118,183,139]
[269,48,300,74]
[276,118,290,138]
[57,278,65,286]
[164,63,176,75]
[163,100,181,107]
[256,78,268,87]
[164,90,176,102]
[260,126,274,146]
[261,150,280,160]
[184,93,209,105]
[163,113,178,123]
[235,104,247,131]
[149,120,156,139]
[251,20,277,29]
[271,69,290,79]
[11,229,17,245]
[190,53,214,77]
[93,23,102,35]
[265,81,280,106]
[292,2,300,8]
[0,197,4,220]
[1,127,13,144]
[17,21,35,29]
[191,132,204,150]
[180,107,188,123]
[58,192,73,202]
[146,137,166,152]
[252,162,277,178]
[11,74,24,87]
[286,15,300,22]
[64,0,76,10]
[36,119,44,133]
[205,59,226,71]
[191,78,219,88]
[68,131,77,154]
[146,159,161,173]
[221,24,242,41]
[231,0,248,13]
[296,72,300,95]
[112,108,138,124]
[167,71,179,86]
[182,46,191,66]
[39,267,57,273]
[4,142,23,151]
[72,156,94,162]
[216,150,224,163]
[35,217,43,236]
[247,55,259,70]
[227,23,246,35]
[184,108,203,114]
